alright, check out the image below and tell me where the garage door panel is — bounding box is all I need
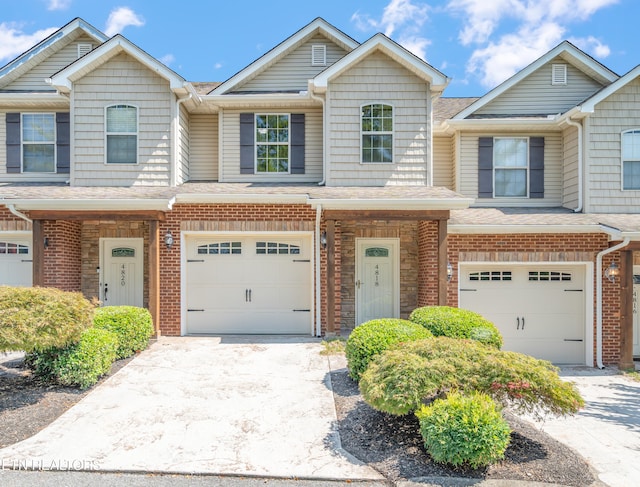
[0,238,32,287]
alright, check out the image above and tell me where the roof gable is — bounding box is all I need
[579,64,640,113]
[0,18,108,89]
[211,17,359,95]
[454,41,619,120]
[310,33,449,93]
[48,34,186,93]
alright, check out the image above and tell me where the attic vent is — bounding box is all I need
[552,64,567,85]
[311,44,326,66]
[77,43,93,58]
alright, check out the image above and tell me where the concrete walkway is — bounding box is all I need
[0,337,383,481]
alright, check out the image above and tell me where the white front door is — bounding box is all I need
[633,267,640,357]
[100,238,143,307]
[356,239,399,325]
[0,234,32,287]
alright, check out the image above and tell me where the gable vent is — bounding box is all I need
[77,43,93,58]
[552,64,567,85]
[311,44,326,66]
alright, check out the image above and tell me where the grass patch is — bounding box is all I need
[320,337,346,355]
[622,368,640,382]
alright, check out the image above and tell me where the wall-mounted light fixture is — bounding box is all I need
[164,230,174,250]
[320,231,327,250]
[44,237,50,249]
[446,261,453,282]
[605,261,619,282]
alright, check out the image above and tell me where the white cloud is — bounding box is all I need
[380,0,429,37]
[447,0,520,45]
[214,63,222,69]
[104,7,144,37]
[159,54,175,66]
[47,0,72,10]
[0,23,58,64]
[570,35,611,58]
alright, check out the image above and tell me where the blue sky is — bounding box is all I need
[0,0,635,97]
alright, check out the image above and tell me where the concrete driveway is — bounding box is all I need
[0,337,383,481]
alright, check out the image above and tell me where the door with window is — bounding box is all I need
[100,238,143,307]
[0,236,32,286]
[356,239,399,325]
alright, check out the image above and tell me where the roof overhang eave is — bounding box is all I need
[309,197,473,211]
[2,198,174,212]
[449,224,605,234]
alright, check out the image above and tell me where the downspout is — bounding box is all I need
[595,235,630,369]
[7,204,32,223]
[565,118,583,213]
[310,91,326,185]
[315,204,323,336]
[429,93,438,187]
[173,93,192,187]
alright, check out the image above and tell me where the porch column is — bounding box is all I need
[438,218,448,306]
[148,220,161,337]
[619,250,634,369]
[32,219,44,287]
[326,219,336,334]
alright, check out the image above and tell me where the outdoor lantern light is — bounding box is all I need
[320,231,327,249]
[164,230,174,250]
[605,261,620,282]
[44,236,49,249]
[446,261,453,282]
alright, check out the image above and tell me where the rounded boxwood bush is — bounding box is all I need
[416,391,511,469]
[360,337,584,418]
[29,327,118,389]
[0,286,94,353]
[93,306,154,359]
[409,306,503,349]
[345,318,432,381]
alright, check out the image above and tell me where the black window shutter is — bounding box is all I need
[529,137,544,198]
[6,113,21,173]
[56,112,70,174]
[239,113,254,174]
[290,113,305,174]
[478,137,493,198]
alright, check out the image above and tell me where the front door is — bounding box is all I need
[633,267,640,356]
[100,238,143,307]
[356,239,399,325]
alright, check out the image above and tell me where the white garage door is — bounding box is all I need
[185,234,312,334]
[459,265,586,364]
[0,236,32,287]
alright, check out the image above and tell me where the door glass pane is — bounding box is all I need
[365,247,389,257]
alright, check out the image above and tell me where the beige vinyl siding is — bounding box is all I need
[433,135,454,189]
[237,34,349,93]
[459,132,563,206]
[189,114,218,181]
[177,103,189,184]
[220,108,323,182]
[5,35,97,92]
[475,58,604,116]
[585,78,640,213]
[326,51,429,186]
[562,125,579,209]
[72,52,172,186]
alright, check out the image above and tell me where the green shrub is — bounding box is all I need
[416,391,511,468]
[0,286,94,353]
[409,306,503,349]
[360,337,584,418]
[29,327,118,389]
[345,318,432,381]
[93,306,154,359]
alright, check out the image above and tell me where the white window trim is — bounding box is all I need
[621,129,640,191]
[21,112,56,174]
[493,136,529,198]
[360,102,394,165]
[104,104,139,165]
[552,64,567,85]
[254,113,291,175]
[311,44,326,66]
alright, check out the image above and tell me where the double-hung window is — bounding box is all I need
[22,113,55,173]
[256,114,289,173]
[361,103,393,163]
[622,129,640,190]
[494,137,528,197]
[106,105,137,164]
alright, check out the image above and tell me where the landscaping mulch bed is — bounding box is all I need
[330,367,598,486]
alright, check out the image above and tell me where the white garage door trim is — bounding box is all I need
[181,231,315,335]
[458,262,594,366]
[0,231,33,287]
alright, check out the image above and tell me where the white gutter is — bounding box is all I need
[7,204,32,223]
[595,231,630,369]
[175,194,308,205]
[315,205,322,336]
[173,94,193,186]
[5,199,173,211]
[309,89,327,185]
[309,198,474,211]
[565,117,583,213]
[448,224,604,235]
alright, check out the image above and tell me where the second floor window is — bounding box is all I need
[622,129,640,190]
[256,114,289,173]
[362,103,393,163]
[494,138,528,197]
[22,113,55,173]
[106,105,137,164]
